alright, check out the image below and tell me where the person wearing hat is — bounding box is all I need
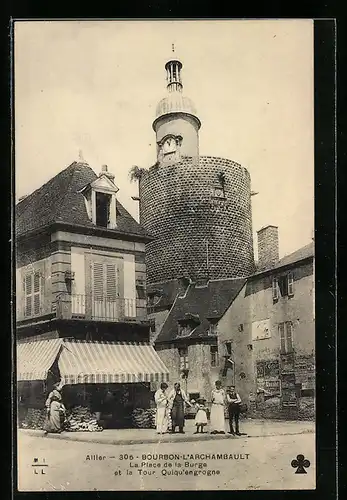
[226,385,242,435]
[44,381,66,434]
[193,398,208,434]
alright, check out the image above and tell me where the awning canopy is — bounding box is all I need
[58,340,169,385]
[17,339,63,381]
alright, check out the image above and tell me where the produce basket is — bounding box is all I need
[131,408,156,429]
[20,407,46,430]
[64,405,103,432]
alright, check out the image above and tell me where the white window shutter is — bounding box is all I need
[33,272,41,315]
[92,262,104,300]
[24,274,32,317]
[272,277,279,300]
[285,322,294,352]
[288,272,294,296]
[105,264,118,299]
[279,323,285,352]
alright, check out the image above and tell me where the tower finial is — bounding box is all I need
[165,48,183,93]
[78,149,84,163]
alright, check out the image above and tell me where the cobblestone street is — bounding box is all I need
[17,427,315,491]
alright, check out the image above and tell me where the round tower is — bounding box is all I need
[140,51,255,284]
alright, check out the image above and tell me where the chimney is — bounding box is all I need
[257,225,279,270]
[100,164,115,182]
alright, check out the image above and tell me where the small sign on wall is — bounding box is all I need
[252,319,271,340]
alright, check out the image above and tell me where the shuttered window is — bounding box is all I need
[23,272,42,317]
[285,321,294,353]
[279,322,285,353]
[91,260,120,320]
[288,272,294,297]
[272,277,279,301]
[279,321,294,353]
[92,262,119,299]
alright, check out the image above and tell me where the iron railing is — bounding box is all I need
[55,294,146,322]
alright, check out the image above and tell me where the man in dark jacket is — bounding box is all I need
[226,385,242,435]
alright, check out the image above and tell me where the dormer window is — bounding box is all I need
[177,323,192,338]
[177,313,200,338]
[207,319,218,335]
[80,165,119,230]
[96,192,111,227]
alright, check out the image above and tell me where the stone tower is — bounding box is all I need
[140,51,255,284]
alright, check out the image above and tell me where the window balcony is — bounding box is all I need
[55,293,147,323]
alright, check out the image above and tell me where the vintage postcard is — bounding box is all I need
[14,19,320,492]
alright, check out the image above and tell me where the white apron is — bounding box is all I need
[210,389,226,432]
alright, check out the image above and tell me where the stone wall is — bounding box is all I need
[155,342,220,399]
[140,156,255,283]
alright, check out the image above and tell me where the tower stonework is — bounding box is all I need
[140,53,255,284]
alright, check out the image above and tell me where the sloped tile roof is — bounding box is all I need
[147,279,184,311]
[275,241,314,269]
[254,241,314,276]
[16,162,150,240]
[155,278,246,344]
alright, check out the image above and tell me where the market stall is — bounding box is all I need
[16,338,169,431]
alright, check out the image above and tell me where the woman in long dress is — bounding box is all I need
[154,383,169,434]
[44,383,65,434]
[210,380,226,434]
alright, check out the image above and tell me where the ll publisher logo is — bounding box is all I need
[32,457,48,475]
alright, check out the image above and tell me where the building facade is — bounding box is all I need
[16,161,169,430]
[16,162,149,342]
[150,277,246,404]
[217,233,315,420]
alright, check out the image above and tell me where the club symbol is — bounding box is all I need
[291,454,310,474]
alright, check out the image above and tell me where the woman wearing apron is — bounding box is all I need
[210,380,226,434]
[168,383,191,433]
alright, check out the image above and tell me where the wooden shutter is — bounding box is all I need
[23,272,42,317]
[288,272,294,296]
[92,262,104,300]
[285,322,293,353]
[272,277,279,301]
[92,260,120,320]
[24,274,32,317]
[33,272,41,315]
[279,323,285,353]
[105,264,118,299]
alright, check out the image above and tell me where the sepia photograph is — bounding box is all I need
[14,19,316,491]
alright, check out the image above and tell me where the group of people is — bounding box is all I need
[155,380,243,436]
[43,379,243,436]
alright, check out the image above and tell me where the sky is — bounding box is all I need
[14,19,314,259]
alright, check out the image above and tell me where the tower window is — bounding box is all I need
[95,192,111,227]
[212,186,226,199]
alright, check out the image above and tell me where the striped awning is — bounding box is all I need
[17,339,63,381]
[58,340,170,385]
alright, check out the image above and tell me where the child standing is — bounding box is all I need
[193,398,208,434]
